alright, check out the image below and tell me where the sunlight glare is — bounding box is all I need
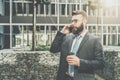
[102,0,114,7]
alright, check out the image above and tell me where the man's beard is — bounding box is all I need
[71,25,84,35]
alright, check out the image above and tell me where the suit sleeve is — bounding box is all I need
[77,38,105,71]
[50,31,66,53]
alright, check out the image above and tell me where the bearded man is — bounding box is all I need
[50,10,105,80]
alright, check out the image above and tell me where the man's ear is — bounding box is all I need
[83,19,87,23]
[83,19,87,26]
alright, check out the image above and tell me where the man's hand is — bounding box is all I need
[66,55,80,67]
[60,25,71,34]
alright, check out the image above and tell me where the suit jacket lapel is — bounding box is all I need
[68,34,75,53]
[77,32,89,54]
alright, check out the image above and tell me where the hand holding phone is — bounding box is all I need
[69,25,73,33]
[60,24,73,34]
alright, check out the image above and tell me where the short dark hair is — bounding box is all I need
[72,10,87,20]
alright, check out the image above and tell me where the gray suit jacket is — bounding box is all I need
[50,31,105,80]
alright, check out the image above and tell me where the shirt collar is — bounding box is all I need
[73,30,88,39]
[80,30,87,38]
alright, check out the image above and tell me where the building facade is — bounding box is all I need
[0,0,120,49]
[0,0,4,49]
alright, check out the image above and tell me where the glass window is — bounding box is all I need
[108,35,112,45]
[0,26,3,33]
[118,35,120,46]
[108,26,112,33]
[112,35,117,45]
[98,26,102,33]
[29,3,33,14]
[12,3,16,16]
[72,4,76,11]
[5,2,10,16]
[17,3,23,14]
[118,26,120,33]
[67,4,70,15]
[88,26,96,33]
[112,26,117,33]
[40,26,44,30]
[61,4,66,15]
[36,26,40,31]
[51,4,55,15]
[51,0,56,2]
[13,26,20,34]
[4,26,10,34]
[26,3,29,15]
[46,5,49,15]
[108,34,117,46]
[23,3,27,14]
[103,35,106,45]
[51,26,57,31]
[76,0,80,3]
[82,4,87,12]
[59,26,64,31]
[103,26,107,33]
[108,26,117,33]
[67,0,76,3]
[40,4,44,14]
[77,4,80,10]
[60,0,65,3]
[28,26,33,31]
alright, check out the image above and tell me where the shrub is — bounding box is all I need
[35,45,50,51]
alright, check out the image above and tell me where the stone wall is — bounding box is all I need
[0,51,120,80]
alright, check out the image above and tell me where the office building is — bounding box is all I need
[0,0,120,49]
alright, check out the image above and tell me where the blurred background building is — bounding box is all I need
[0,0,120,49]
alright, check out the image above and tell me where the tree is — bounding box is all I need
[32,0,50,51]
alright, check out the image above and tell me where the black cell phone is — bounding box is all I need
[69,26,73,33]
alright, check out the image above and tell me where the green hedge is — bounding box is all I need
[35,45,50,51]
